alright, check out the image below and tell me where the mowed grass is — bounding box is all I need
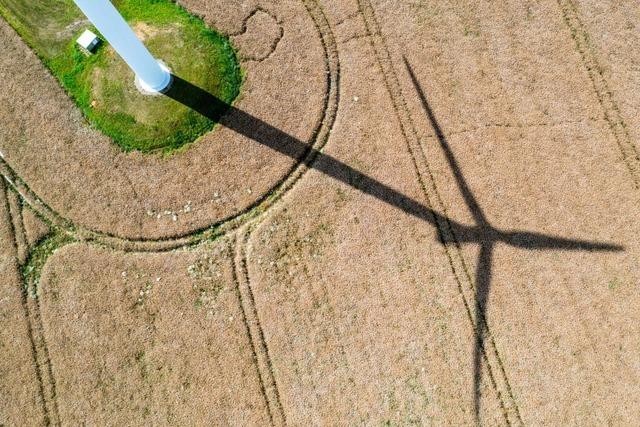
[0,0,242,153]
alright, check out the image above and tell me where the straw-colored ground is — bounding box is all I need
[1,0,640,425]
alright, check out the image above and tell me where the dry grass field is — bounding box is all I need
[1,0,640,425]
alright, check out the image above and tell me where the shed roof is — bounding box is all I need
[77,29,98,49]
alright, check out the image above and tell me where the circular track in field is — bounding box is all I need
[0,0,339,248]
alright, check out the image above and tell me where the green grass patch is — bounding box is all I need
[21,231,74,295]
[0,0,242,153]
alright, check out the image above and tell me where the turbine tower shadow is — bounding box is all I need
[165,70,622,423]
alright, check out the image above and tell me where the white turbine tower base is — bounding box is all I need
[135,60,172,95]
[73,0,172,94]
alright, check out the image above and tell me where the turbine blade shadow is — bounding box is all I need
[499,230,623,251]
[402,56,623,423]
[473,243,493,423]
[444,224,623,252]
[404,57,489,227]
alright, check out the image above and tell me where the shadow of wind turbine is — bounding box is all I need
[403,56,622,423]
[166,68,622,423]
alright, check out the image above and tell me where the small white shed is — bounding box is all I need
[76,29,100,53]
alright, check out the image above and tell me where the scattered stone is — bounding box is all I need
[135,281,153,306]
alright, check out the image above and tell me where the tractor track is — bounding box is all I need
[556,0,640,189]
[229,0,341,423]
[0,0,340,424]
[355,0,523,424]
[2,182,60,426]
[0,0,338,253]
[0,0,631,423]
[233,230,287,426]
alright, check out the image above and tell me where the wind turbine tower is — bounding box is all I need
[72,0,172,93]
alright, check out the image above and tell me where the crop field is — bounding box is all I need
[1,0,640,425]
